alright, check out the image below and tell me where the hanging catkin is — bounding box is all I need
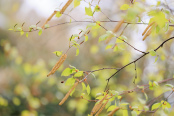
[47,54,67,77]
[142,21,155,36]
[107,107,120,116]
[105,19,124,44]
[59,81,79,105]
[42,0,73,28]
[95,99,109,116]
[90,94,108,115]
[142,26,153,41]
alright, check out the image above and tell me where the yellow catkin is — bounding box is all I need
[142,21,155,36]
[107,107,120,116]
[42,0,73,28]
[142,26,153,41]
[59,81,79,105]
[90,94,108,115]
[47,54,67,77]
[95,99,109,116]
[106,19,124,44]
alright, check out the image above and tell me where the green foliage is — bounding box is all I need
[85,7,93,16]
[56,11,62,18]
[65,77,76,86]
[53,51,62,57]
[61,68,72,76]
[74,0,81,8]
[120,4,131,10]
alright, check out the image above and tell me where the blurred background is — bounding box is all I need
[0,0,174,116]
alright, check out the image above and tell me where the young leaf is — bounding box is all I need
[8,28,13,31]
[26,32,29,38]
[74,71,83,77]
[81,82,86,91]
[56,11,62,18]
[65,77,75,86]
[105,44,113,50]
[99,34,109,42]
[86,84,90,95]
[20,31,24,36]
[120,4,130,10]
[76,48,79,56]
[95,5,100,12]
[74,0,81,8]
[61,68,72,76]
[161,101,171,109]
[154,56,158,63]
[165,84,174,88]
[38,29,42,36]
[44,24,50,28]
[85,35,88,42]
[151,103,161,111]
[149,50,156,56]
[85,7,93,16]
[53,51,62,57]
[107,105,117,112]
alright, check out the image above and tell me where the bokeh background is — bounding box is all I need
[0,0,174,116]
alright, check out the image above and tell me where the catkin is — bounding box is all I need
[142,21,155,36]
[90,94,108,115]
[106,19,124,44]
[107,107,120,116]
[42,0,73,28]
[95,99,109,116]
[47,54,67,77]
[59,81,79,105]
[142,26,153,41]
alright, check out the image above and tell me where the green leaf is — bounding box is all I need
[53,51,62,57]
[56,11,62,18]
[26,32,29,38]
[74,0,81,8]
[105,44,113,50]
[116,38,124,43]
[29,25,36,29]
[86,84,90,95]
[38,29,42,36]
[20,31,24,36]
[107,105,117,112]
[151,103,161,110]
[165,84,174,88]
[85,7,93,16]
[74,71,83,77]
[44,24,50,28]
[81,82,86,91]
[95,5,100,12]
[162,101,171,109]
[65,77,75,86]
[154,56,158,63]
[85,35,88,42]
[8,28,13,30]
[99,34,109,42]
[120,4,130,10]
[113,45,119,52]
[153,81,158,86]
[61,68,72,76]
[149,50,156,56]
[17,27,22,31]
[156,1,161,6]
[76,48,79,56]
